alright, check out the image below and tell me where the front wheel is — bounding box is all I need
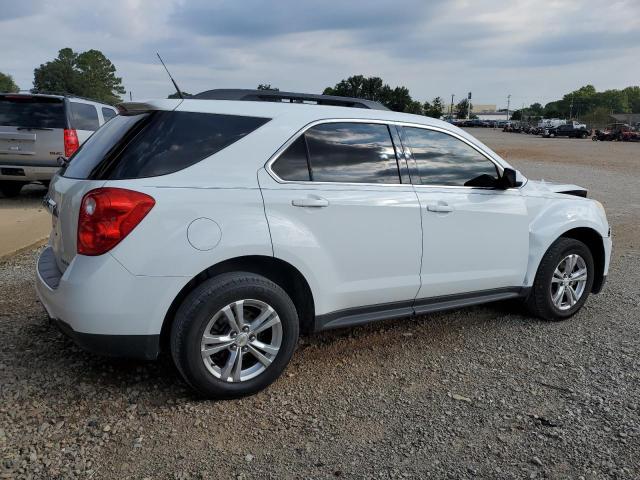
[170,272,299,398]
[525,238,594,321]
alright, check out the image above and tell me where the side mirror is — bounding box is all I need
[499,167,519,189]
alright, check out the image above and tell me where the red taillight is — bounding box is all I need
[77,188,155,256]
[64,129,79,157]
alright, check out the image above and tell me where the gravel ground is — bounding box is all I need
[1,130,639,479]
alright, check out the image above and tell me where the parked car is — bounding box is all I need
[593,123,640,142]
[542,124,590,138]
[0,93,117,197]
[538,118,566,129]
[36,89,612,398]
[459,119,484,128]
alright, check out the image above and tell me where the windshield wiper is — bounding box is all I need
[17,127,54,131]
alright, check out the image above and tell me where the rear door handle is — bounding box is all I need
[427,203,453,213]
[292,197,329,208]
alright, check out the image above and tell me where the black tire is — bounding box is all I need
[0,181,25,198]
[170,272,299,399]
[525,238,595,321]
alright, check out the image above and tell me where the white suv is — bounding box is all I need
[35,89,612,398]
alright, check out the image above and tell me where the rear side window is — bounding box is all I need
[63,111,270,180]
[102,107,117,122]
[0,95,66,128]
[403,127,499,187]
[70,102,100,131]
[273,122,400,184]
[306,123,399,184]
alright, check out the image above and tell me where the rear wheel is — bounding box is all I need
[170,272,299,398]
[525,238,594,321]
[0,181,25,198]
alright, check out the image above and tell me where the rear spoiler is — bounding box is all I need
[116,102,156,115]
[116,99,182,115]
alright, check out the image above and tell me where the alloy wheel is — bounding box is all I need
[200,299,282,382]
[550,254,588,311]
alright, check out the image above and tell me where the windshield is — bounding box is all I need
[0,95,66,129]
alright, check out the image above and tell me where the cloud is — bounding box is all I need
[0,0,44,22]
[171,0,432,38]
[0,0,638,105]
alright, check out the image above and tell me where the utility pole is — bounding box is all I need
[506,94,511,121]
[450,94,455,120]
[129,91,133,101]
[569,94,574,119]
[467,91,472,120]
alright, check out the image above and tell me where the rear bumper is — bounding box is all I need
[35,246,186,360]
[53,318,160,360]
[0,164,58,181]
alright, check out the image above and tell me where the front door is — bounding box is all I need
[400,126,529,299]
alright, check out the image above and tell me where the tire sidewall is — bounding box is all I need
[172,274,299,398]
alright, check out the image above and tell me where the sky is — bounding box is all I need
[1,0,639,109]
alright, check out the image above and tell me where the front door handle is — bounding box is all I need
[427,203,453,213]
[292,197,329,208]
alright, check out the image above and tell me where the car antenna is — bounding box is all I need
[156,52,184,100]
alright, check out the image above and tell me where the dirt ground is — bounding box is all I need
[0,184,49,259]
[1,130,639,479]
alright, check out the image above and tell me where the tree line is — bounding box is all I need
[2,52,639,120]
[0,48,125,105]
[511,84,640,123]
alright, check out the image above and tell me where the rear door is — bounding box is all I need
[68,102,100,143]
[400,126,529,299]
[260,121,422,320]
[0,94,66,168]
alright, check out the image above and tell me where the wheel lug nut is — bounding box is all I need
[249,335,255,341]
[230,345,237,350]
[242,326,250,332]
[242,346,248,352]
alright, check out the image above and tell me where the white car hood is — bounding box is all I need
[523,179,588,197]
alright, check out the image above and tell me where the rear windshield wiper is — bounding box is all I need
[17,127,54,131]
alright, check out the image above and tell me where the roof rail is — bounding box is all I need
[191,89,389,111]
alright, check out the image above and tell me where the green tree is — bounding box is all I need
[455,99,472,119]
[0,72,19,93]
[529,102,544,116]
[323,75,420,113]
[623,86,640,113]
[257,84,279,91]
[324,75,386,102]
[33,48,126,104]
[423,96,444,118]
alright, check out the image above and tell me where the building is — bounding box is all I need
[470,104,497,114]
[610,113,640,126]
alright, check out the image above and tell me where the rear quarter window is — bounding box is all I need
[101,107,117,122]
[63,111,270,180]
[70,102,100,131]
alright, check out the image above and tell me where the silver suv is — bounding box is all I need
[0,93,117,197]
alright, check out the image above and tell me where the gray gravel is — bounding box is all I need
[1,133,639,479]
